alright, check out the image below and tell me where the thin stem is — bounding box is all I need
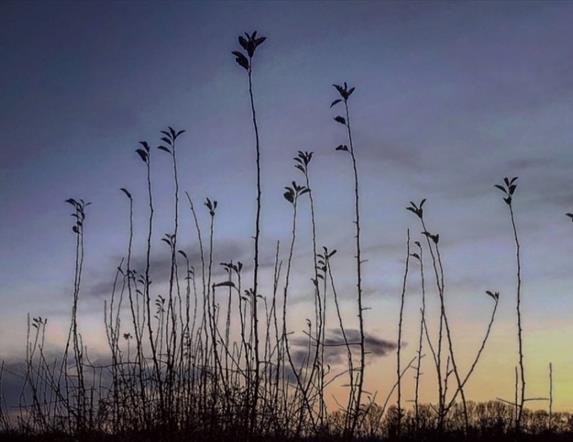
[344,99,365,436]
[247,61,262,432]
[414,243,426,432]
[396,229,410,436]
[509,204,525,430]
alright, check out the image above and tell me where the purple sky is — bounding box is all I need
[1,0,573,408]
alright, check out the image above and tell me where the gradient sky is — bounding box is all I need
[1,0,573,411]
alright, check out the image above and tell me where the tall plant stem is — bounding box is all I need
[419,219,445,422]
[206,211,219,416]
[509,204,525,429]
[143,157,162,420]
[60,200,88,433]
[414,243,426,432]
[282,197,316,435]
[124,192,148,427]
[343,100,366,436]
[164,139,181,424]
[418,217,467,430]
[247,63,262,430]
[445,296,499,412]
[396,230,410,436]
[326,255,355,430]
[301,165,323,426]
[434,244,469,431]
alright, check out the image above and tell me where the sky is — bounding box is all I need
[1,0,573,411]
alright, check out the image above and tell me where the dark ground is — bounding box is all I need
[2,431,573,442]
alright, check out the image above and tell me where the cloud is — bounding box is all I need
[0,351,114,410]
[291,328,397,367]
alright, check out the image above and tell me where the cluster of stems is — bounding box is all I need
[7,32,544,441]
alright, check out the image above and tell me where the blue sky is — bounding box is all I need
[1,0,573,408]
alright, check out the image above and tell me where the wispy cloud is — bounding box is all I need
[291,328,397,367]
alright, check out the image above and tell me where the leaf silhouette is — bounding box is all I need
[233,51,249,70]
[238,36,248,51]
[120,188,132,199]
[214,281,236,289]
[330,98,342,108]
[135,149,148,163]
[486,290,499,301]
[283,190,294,203]
[333,84,345,98]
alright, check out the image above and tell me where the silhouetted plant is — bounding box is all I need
[281,181,316,434]
[120,186,149,428]
[294,150,326,425]
[322,246,355,431]
[62,197,90,432]
[331,81,366,436]
[233,31,266,432]
[495,176,526,431]
[157,127,186,426]
[406,199,468,431]
[411,241,426,432]
[135,140,164,420]
[396,229,411,436]
[444,290,500,417]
